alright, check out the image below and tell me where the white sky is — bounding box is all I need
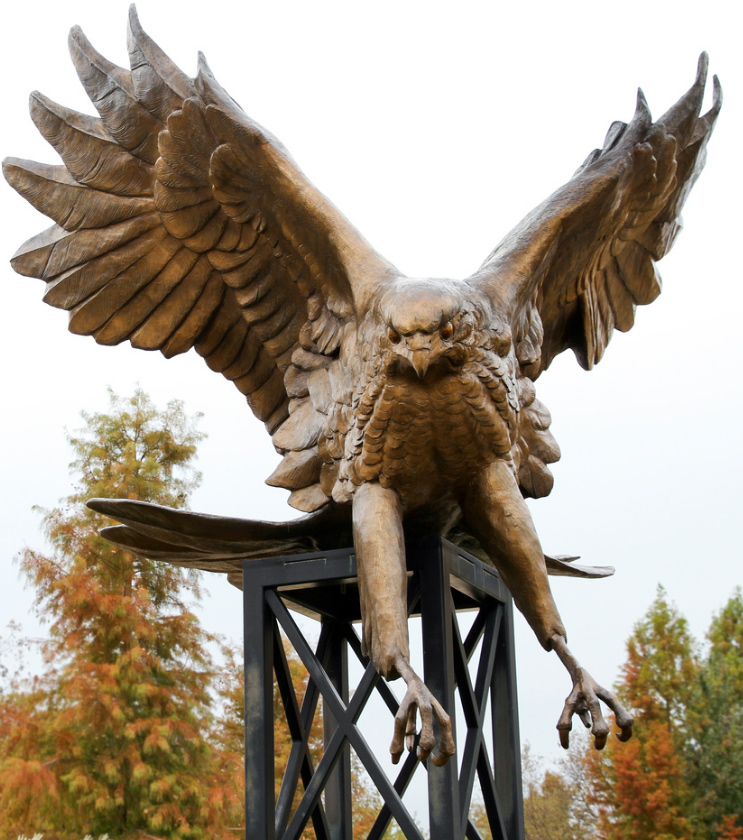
[1,0,740,796]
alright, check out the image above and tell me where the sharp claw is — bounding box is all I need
[432,747,453,767]
[552,636,635,752]
[591,714,609,741]
[390,706,408,763]
[617,724,633,742]
[432,721,456,766]
[389,674,455,765]
[416,736,435,762]
[389,732,403,764]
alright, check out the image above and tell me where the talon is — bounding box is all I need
[552,635,634,751]
[617,722,633,742]
[389,670,455,765]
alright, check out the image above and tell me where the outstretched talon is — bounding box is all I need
[389,660,456,766]
[551,635,633,750]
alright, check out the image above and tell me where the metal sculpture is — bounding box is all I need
[4,8,720,766]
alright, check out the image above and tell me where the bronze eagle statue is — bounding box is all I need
[4,7,720,766]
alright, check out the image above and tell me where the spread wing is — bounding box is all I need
[469,54,721,379]
[3,7,396,438]
[86,498,612,589]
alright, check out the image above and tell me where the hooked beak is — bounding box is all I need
[409,349,430,378]
[393,332,435,378]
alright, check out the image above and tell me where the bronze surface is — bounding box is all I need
[4,8,720,764]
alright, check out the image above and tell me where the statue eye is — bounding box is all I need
[388,327,401,344]
[440,321,454,340]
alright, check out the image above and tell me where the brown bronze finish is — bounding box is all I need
[4,8,720,765]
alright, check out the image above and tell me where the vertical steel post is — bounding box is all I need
[492,596,525,840]
[413,540,461,840]
[322,618,353,840]
[243,572,275,840]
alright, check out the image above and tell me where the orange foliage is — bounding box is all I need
[582,588,697,840]
[0,392,244,839]
[718,816,743,840]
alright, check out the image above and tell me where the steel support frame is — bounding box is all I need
[242,537,525,840]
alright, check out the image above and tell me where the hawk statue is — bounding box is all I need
[4,8,720,766]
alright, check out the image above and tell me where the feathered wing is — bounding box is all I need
[3,7,396,449]
[470,54,721,379]
[86,498,612,589]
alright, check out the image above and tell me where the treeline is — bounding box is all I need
[512,587,743,840]
[1,390,740,839]
[0,391,400,840]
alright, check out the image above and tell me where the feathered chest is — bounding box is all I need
[329,349,522,504]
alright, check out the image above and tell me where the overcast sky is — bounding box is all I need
[1,0,740,806]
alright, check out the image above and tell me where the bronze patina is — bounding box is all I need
[4,8,720,766]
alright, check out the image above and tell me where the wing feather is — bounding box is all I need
[3,158,152,229]
[68,25,162,164]
[130,259,214,350]
[70,232,179,336]
[44,225,166,309]
[471,55,720,376]
[4,6,395,454]
[161,272,225,358]
[101,249,205,344]
[30,92,152,196]
[126,9,195,118]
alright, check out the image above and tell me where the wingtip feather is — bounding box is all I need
[710,74,723,115]
[68,20,125,87]
[658,54,716,137]
[634,88,652,124]
[696,51,709,87]
[196,51,213,78]
[127,5,145,46]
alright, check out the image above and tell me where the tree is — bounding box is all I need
[468,741,598,840]
[582,587,698,840]
[0,390,244,839]
[521,742,581,840]
[687,590,743,838]
[470,587,743,840]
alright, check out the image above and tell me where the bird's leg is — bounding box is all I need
[461,459,633,749]
[550,635,633,748]
[352,482,456,766]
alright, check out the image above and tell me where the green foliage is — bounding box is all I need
[687,590,743,838]
[571,586,743,840]
[475,586,743,840]
[0,390,243,840]
[618,585,699,730]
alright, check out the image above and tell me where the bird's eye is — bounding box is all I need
[440,321,454,340]
[388,327,401,344]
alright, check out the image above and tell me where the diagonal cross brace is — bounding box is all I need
[267,591,426,840]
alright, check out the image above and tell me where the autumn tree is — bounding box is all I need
[581,587,699,840]
[468,587,743,840]
[0,390,243,839]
